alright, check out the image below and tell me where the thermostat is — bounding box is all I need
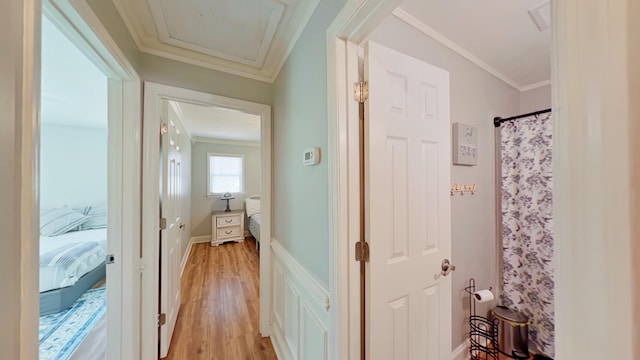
[303,148,321,166]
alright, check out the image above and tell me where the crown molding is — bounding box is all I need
[112,0,320,83]
[519,79,552,92]
[392,8,550,93]
[192,136,261,147]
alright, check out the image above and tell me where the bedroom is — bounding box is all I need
[155,98,271,358]
[38,14,110,360]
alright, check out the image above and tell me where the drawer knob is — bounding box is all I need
[225,219,233,223]
[225,230,232,234]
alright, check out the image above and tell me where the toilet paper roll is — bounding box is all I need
[473,289,494,303]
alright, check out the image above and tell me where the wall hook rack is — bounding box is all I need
[451,183,477,196]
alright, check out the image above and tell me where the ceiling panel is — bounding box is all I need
[113,0,320,82]
[150,0,284,66]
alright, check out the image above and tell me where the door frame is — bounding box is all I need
[325,2,404,358]
[141,82,273,359]
[19,0,142,358]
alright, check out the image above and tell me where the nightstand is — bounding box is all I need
[211,209,245,246]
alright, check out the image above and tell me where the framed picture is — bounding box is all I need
[452,123,478,166]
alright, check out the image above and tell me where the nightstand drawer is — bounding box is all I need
[216,226,241,239]
[216,215,241,227]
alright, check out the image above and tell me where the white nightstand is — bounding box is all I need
[211,209,245,246]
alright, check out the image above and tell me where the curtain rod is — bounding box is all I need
[493,108,551,127]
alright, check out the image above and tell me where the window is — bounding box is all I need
[207,153,244,196]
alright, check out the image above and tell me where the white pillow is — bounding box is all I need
[81,205,108,230]
[245,198,260,218]
[40,206,89,237]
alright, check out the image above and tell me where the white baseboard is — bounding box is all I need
[270,238,331,360]
[181,235,210,278]
[180,239,193,279]
[191,235,211,243]
[452,339,470,360]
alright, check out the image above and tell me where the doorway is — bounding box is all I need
[328,1,556,359]
[38,14,110,359]
[141,83,273,359]
[37,1,142,359]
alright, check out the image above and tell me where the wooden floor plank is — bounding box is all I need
[166,238,277,360]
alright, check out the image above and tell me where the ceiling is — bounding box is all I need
[172,102,261,142]
[110,0,549,90]
[41,16,108,128]
[397,0,551,90]
[112,0,320,82]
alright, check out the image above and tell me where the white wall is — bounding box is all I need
[520,84,551,113]
[369,14,521,351]
[191,141,261,237]
[40,124,107,208]
[273,0,346,286]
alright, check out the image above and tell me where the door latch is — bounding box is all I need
[106,254,115,264]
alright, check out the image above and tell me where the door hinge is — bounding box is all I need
[355,241,370,262]
[105,254,115,264]
[353,81,369,103]
[158,313,166,327]
[160,217,167,230]
[160,122,168,135]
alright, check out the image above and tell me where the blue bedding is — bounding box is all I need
[248,213,260,242]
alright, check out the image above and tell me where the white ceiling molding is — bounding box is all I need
[192,136,261,147]
[519,79,552,92]
[112,0,320,83]
[391,8,550,92]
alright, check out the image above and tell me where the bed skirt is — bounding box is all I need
[40,262,106,316]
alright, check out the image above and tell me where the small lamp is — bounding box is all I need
[221,192,235,212]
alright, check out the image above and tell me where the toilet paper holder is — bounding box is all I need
[466,278,499,360]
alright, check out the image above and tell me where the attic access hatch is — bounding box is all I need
[148,0,284,67]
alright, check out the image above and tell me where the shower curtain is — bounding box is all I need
[500,112,554,357]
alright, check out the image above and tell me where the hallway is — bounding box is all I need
[166,240,277,359]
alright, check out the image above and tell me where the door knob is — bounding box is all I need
[441,259,456,276]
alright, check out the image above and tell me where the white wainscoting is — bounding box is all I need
[271,239,331,360]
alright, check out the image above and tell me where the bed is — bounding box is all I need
[245,196,261,248]
[39,206,108,315]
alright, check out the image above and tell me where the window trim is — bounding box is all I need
[206,152,245,197]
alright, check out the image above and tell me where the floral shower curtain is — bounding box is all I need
[500,112,555,357]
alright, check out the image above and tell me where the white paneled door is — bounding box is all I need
[160,101,183,358]
[365,41,452,360]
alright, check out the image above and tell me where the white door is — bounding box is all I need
[365,41,452,359]
[160,101,183,357]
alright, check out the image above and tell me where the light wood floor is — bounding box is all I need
[166,238,277,360]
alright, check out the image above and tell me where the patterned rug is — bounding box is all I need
[39,288,106,360]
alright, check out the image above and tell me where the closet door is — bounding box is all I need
[159,101,183,358]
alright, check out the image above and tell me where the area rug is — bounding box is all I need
[39,288,106,360]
